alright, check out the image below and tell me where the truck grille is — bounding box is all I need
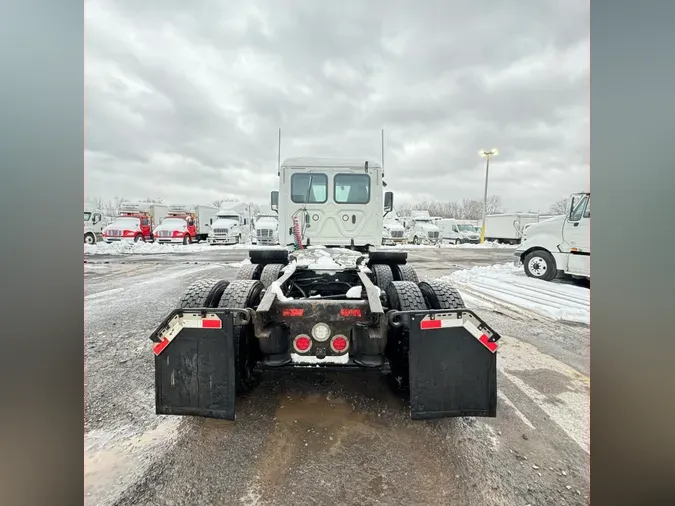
[157,230,172,237]
[257,229,273,238]
[213,228,229,235]
[428,231,439,239]
[391,230,404,238]
[108,230,122,237]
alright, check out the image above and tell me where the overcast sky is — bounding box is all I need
[85,0,589,212]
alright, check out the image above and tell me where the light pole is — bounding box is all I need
[478,148,499,243]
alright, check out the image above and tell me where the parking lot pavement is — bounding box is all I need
[85,247,589,506]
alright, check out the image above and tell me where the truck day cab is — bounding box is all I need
[208,207,251,245]
[148,156,503,422]
[514,192,590,282]
[84,206,105,244]
[253,213,279,245]
[102,203,168,243]
[406,210,441,245]
[153,205,218,245]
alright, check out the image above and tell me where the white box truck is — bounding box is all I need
[514,192,590,282]
[153,205,218,244]
[483,213,539,244]
[84,205,106,244]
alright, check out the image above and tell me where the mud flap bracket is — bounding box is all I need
[152,309,246,421]
[401,309,500,420]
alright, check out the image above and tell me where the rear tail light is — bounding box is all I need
[293,334,312,353]
[330,335,349,353]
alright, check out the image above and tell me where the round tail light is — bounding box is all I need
[330,335,349,353]
[293,334,312,353]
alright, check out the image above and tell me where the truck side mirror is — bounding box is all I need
[271,191,279,212]
[384,191,394,212]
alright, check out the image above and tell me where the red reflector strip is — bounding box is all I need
[479,334,498,352]
[153,337,170,356]
[420,319,442,329]
[282,309,304,317]
[340,308,362,317]
[201,319,222,329]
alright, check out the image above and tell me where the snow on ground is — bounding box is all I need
[84,241,275,256]
[441,262,590,325]
[379,241,517,250]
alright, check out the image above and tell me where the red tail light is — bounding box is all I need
[293,334,311,353]
[330,335,349,353]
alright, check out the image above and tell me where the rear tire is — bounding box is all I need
[385,281,428,390]
[418,280,465,309]
[183,234,192,245]
[523,249,557,281]
[218,280,264,392]
[134,234,144,242]
[236,263,263,280]
[260,263,285,289]
[413,236,420,245]
[179,278,230,309]
[84,233,96,245]
[392,264,419,283]
[370,264,394,291]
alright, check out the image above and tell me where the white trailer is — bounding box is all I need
[483,213,539,244]
[514,192,590,281]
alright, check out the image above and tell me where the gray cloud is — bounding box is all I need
[85,0,589,211]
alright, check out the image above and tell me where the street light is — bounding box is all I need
[478,148,499,244]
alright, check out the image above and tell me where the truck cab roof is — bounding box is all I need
[281,157,382,170]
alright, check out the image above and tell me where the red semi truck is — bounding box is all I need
[102,203,168,243]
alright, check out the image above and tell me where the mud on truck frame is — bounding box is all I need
[149,247,501,421]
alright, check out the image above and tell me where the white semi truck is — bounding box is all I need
[253,212,280,245]
[148,155,503,423]
[514,192,590,281]
[208,203,252,245]
[406,210,441,245]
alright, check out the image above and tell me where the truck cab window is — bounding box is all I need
[291,173,328,204]
[569,196,588,222]
[334,174,370,204]
[93,213,101,224]
[583,197,590,218]
[142,218,150,226]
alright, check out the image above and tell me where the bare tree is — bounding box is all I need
[211,199,224,208]
[548,198,568,215]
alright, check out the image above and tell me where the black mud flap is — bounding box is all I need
[402,309,500,420]
[149,308,247,421]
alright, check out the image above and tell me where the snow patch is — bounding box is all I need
[345,286,362,298]
[377,241,517,250]
[290,353,350,364]
[84,241,278,256]
[440,263,589,325]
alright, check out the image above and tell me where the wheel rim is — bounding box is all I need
[85,235,95,244]
[527,256,548,277]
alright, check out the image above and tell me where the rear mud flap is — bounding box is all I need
[150,309,245,421]
[404,310,500,419]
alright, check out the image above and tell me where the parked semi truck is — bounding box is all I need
[208,203,252,245]
[102,203,168,243]
[153,205,218,244]
[252,211,279,245]
[406,210,441,245]
[514,192,590,281]
[149,157,502,421]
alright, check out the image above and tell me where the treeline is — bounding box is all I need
[396,195,505,220]
[88,196,261,217]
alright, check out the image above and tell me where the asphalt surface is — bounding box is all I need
[84,247,590,506]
